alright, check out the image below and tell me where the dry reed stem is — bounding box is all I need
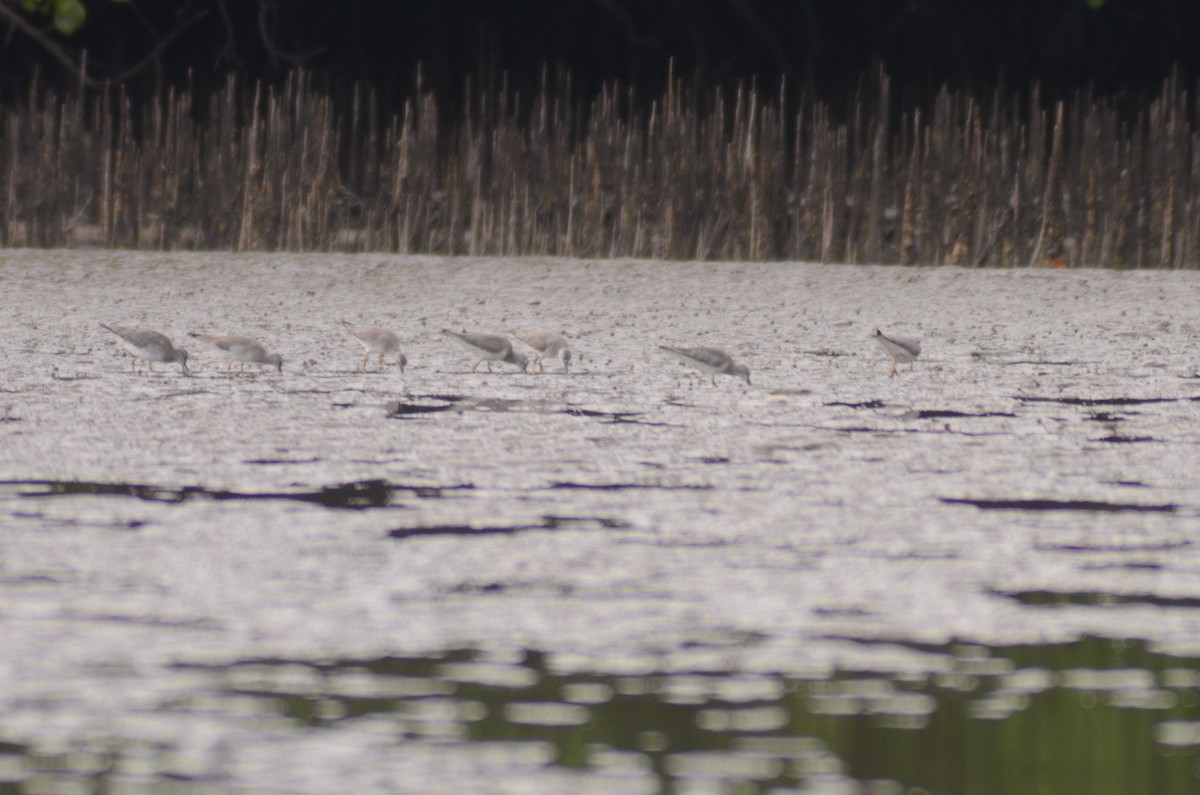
[1,69,1198,267]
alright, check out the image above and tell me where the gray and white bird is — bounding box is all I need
[188,333,283,376]
[99,323,189,375]
[872,329,921,377]
[441,329,528,373]
[515,330,572,374]
[342,321,407,373]
[659,345,751,386]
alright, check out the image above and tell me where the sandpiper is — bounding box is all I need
[441,329,528,373]
[515,330,572,374]
[342,321,407,373]
[188,333,283,377]
[872,329,921,377]
[99,323,189,375]
[659,345,751,386]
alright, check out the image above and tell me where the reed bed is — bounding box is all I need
[2,68,1199,267]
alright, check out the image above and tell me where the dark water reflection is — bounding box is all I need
[0,478,472,509]
[7,637,1191,794]
[196,638,1200,794]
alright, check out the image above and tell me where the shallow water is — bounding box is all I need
[3,251,1200,793]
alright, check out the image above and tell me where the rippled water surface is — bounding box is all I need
[3,251,1200,793]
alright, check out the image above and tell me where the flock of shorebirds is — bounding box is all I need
[97,322,922,382]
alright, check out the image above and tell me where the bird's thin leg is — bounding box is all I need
[471,360,480,373]
[378,354,385,372]
[130,357,137,374]
[711,374,717,386]
[226,360,233,379]
[487,361,493,373]
[361,354,369,372]
[890,357,899,378]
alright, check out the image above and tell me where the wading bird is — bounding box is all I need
[99,324,190,375]
[188,333,283,377]
[342,321,407,373]
[515,330,572,374]
[441,329,528,373]
[872,329,921,377]
[659,345,751,386]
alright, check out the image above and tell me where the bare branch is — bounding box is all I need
[110,9,210,83]
[213,0,242,70]
[255,0,327,70]
[0,0,97,87]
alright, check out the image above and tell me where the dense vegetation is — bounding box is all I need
[2,0,1199,265]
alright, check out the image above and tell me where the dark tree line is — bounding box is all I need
[4,0,1200,265]
[2,0,1199,113]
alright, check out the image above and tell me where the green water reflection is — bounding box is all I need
[4,636,1200,793]
[213,637,1200,793]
